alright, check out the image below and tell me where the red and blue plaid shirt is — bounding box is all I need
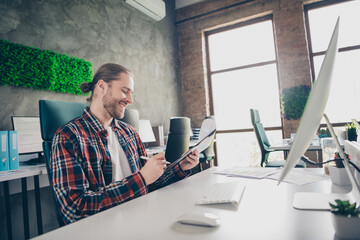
[51,107,189,224]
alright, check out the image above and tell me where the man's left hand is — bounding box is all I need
[179,149,200,171]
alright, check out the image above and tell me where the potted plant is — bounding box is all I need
[281,85,311,120]
[345,123,358,142]
[318,128,328,138]
[329,199,360,239]
[328,153,351,185]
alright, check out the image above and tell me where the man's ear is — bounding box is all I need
[96,79,107,93]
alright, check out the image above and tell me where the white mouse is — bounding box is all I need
[176,212,220,227]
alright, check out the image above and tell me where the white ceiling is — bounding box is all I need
[175,0,206,9]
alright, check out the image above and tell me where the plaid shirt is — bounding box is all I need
[51,107,189,224]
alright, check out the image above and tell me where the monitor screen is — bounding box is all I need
[278,18,340,184]
[278,18,360,210]
[11,116,43,154]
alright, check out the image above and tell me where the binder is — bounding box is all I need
[0,131,9,171]
[8,130,19,170]
[148,126,164,147]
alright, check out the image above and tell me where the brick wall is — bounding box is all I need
[176,0,326,137]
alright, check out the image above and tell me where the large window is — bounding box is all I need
[305,0,360,124]
[206,16,283,168]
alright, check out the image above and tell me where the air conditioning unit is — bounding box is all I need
[125,0,166,21]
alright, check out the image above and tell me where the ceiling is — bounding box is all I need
[175,0,206,9]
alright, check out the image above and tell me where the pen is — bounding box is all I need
[140,156,170,164]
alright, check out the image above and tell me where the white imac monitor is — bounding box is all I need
[278,18,360,210]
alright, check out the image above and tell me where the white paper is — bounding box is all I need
[192,135,213,153]
[164,118,216,173]
[267,170,328,185]
[192,118,216,153]
[214,167,279,179]
[185,118,216,154]
[198,118,216,139]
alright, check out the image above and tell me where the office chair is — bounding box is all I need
[250,109,306,168]
[165,117,191,163]
[122,109,140,132]
[39,100,86,226]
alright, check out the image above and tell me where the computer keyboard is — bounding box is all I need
[196,181,245,206]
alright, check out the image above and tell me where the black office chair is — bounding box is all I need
[250,109,306,168]
[39,100,86,226]
[165,117,191,163]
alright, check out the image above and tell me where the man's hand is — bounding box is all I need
[179,149,199,171]
[139,152,168,185]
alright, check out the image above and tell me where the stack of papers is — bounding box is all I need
[214,167,278,179]
[266,170,328,185]
[214,167,328,185]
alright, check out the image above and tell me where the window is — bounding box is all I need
[205,16,283,168]
[305,0,360,124]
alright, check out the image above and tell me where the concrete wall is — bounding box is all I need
[0,0,183,134]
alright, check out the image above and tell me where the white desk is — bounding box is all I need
[146,140,199,156]
[0,164,47,182]
[269,139,344,152]
[1,164,47,239]
[33,167,340,240]
[269,142,324,165]
[269,143,322,151]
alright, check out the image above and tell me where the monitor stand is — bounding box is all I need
[293,114,360,210]
[293,192,352,210]
[22,152,45,165]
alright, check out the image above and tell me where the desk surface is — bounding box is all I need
[33,167,340,240]
[269,143,323,151]
[0,164,47,182]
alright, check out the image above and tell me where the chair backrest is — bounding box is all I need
[250,109,271,150]
[39,100,85,226]
[39,100,86,141]
[122,109,140,132]
[165,117,191,163]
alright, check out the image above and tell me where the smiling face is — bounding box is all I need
[102,72,134,119]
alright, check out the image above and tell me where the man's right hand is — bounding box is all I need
[139,152,168,185]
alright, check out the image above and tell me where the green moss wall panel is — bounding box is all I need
[0,40,92,95]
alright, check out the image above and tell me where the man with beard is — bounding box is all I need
[50,63,199,224]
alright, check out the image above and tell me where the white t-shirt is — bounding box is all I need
[105,127,132,183]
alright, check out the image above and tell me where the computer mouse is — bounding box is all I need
[176,212,220,227]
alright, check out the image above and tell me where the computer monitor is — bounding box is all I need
[11,116,43,155]
[278,18,360,210]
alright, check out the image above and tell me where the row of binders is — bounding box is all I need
[0,131,19,171]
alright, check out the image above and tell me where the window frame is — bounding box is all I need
[204,14,283,135]
[304,0,360,127]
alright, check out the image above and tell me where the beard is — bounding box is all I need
[102,90,125,119]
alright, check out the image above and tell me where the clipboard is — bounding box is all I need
[164,129,216,173]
